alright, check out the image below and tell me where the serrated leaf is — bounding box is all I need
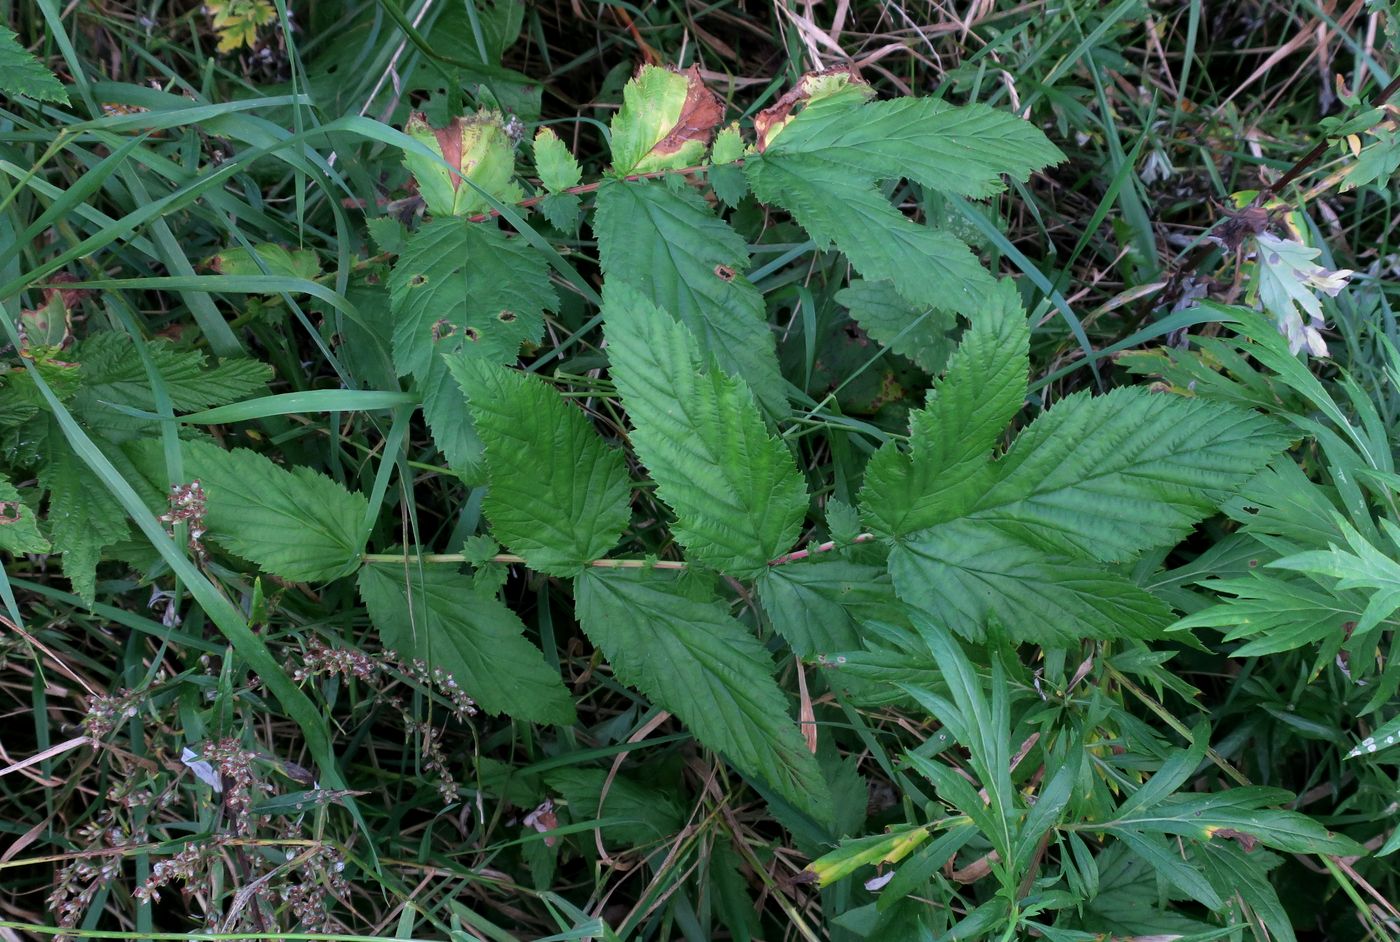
[402,111,524,217]
[758,559,903,655]
[965,388,1294,564]
[574,568,832,822]
[388,219,554,380]
[76,332,273,414]
[539,192,581,231]
[533,127,581,192]
[1171,575,1364,656]
[40,442,129,605]
[764,94,1064,200]
[545,768,683,848]
[835,280,956,374]
[889,522,1174,644]
[609,64,723,174]
[594,179,786,417]
[0,26,68,104]
[456,359,630,576]
[127,439,366,582]
[860,281,1028,539]
[746,154,994,311]
[603,286,806,577]
[421,353,485,477]
[359,563,575,725]
[0,476,47,554]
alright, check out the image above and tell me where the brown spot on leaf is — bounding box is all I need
[498,310,517,322]
[754,67,861,151]
[420,111,466,194]
[650,65,724,160]
[0,502,24,524]
[1210,828,1259,852]
[464,327,481,342]
[714,264,735,282]
[409,274,428,287]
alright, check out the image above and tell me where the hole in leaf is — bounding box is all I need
[714,265,735,282]
[464,327,481,342]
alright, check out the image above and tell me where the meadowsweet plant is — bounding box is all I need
[1,2,1398,939]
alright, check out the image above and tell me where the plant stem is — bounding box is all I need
[361,532,874,571]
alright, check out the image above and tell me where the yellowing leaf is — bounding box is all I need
[403,111,524,217]
[609,65,724,175]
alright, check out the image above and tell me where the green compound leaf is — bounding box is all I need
[359,563,575,725]
[860,281,1029,540]
[128,439,367,582]
[861,287,1287,642]
[388,218,555,380]
[457,359,631,576]
[0,26,68,104]
[574,567,832,823]
[594,179,786,417]
[603,285,806,577]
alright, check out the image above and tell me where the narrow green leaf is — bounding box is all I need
[359,563,576,725]
[457,359,630,576]
[574,568,832,822]
[603,285,806,577]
